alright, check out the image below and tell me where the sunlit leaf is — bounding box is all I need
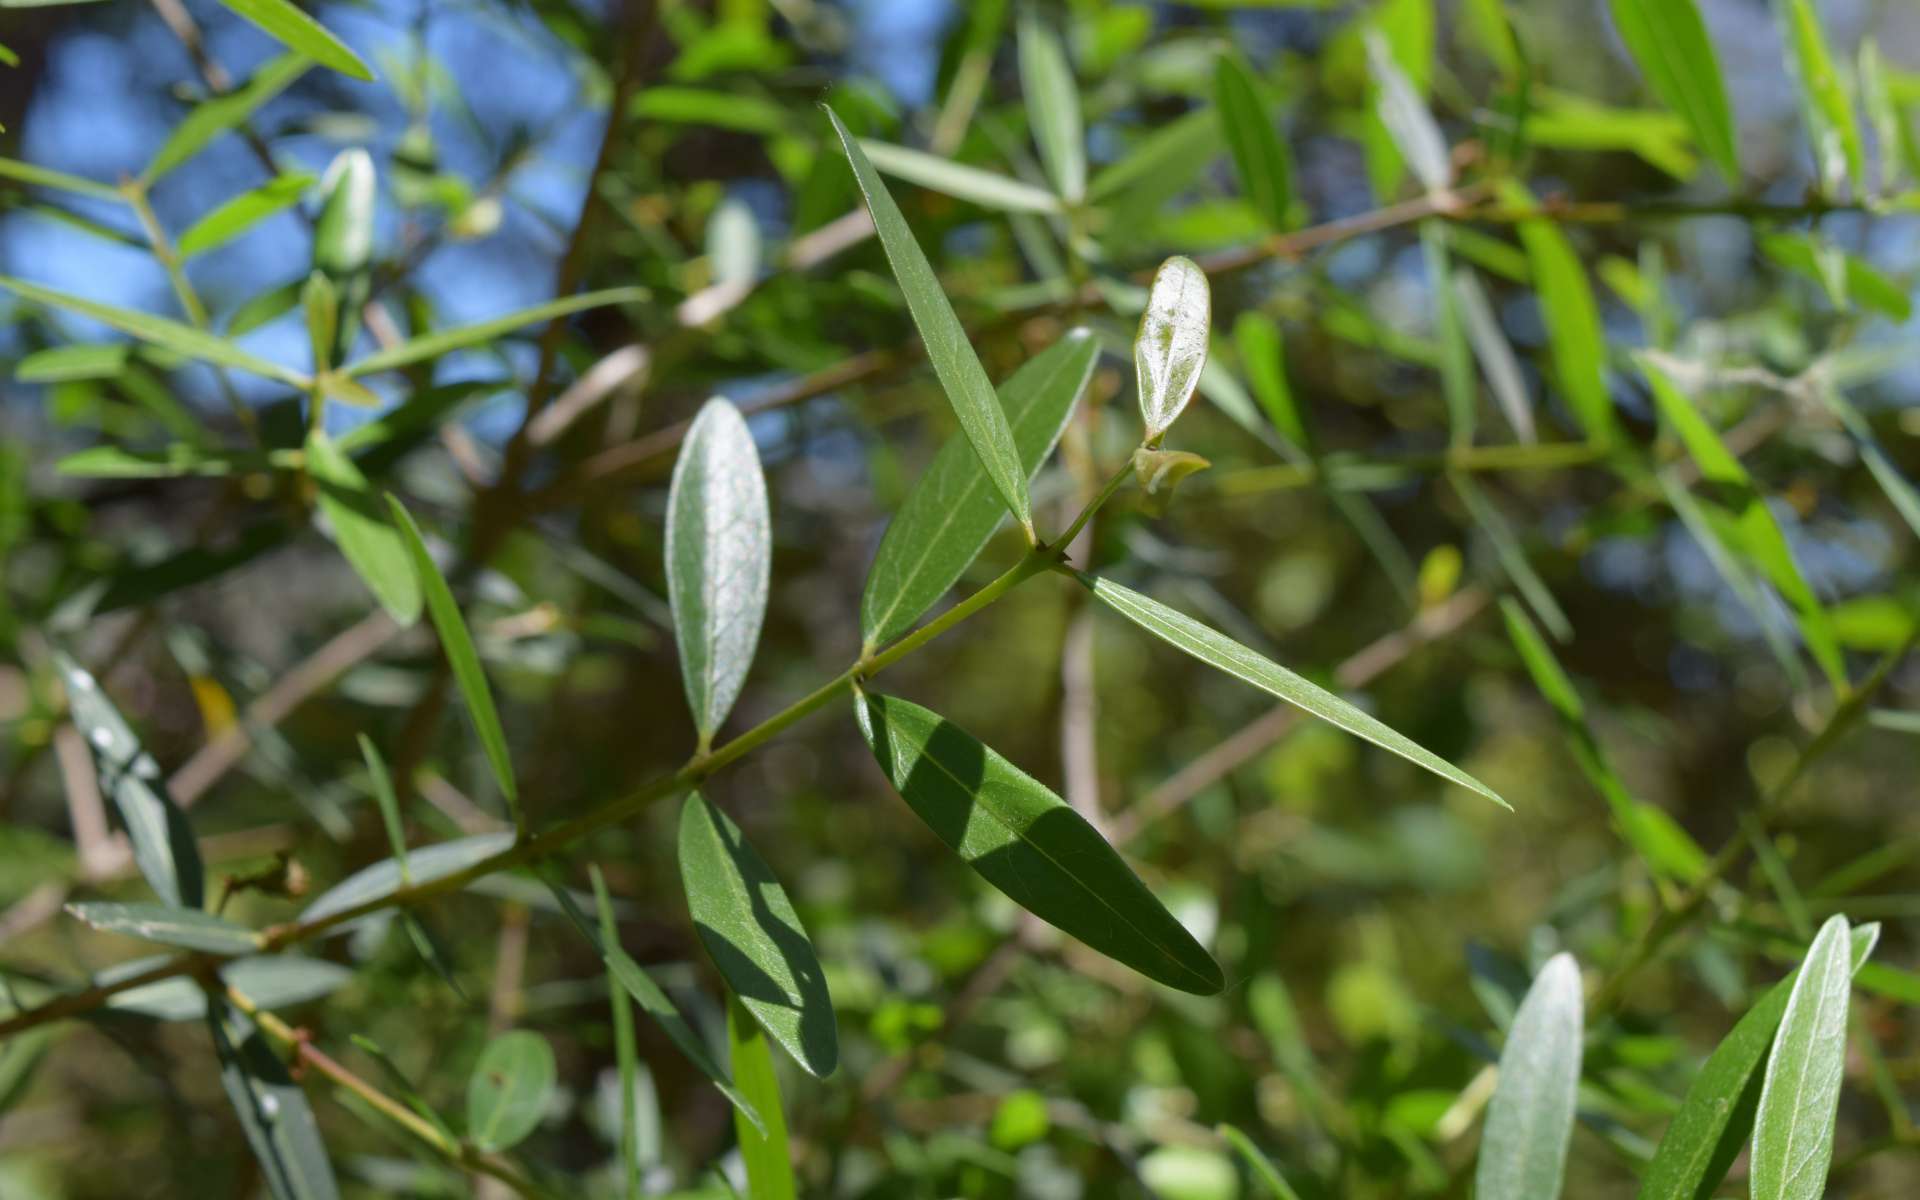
[727,994,796,1200]
[1365,29,1450,192]
[856,139,1062,214]
[1214,53,1296,230]
[1779,0,1864,195]
[177,172,315,258]
[19,343,129,383]
[1606,0,1739,178]
[1135,255,1210,443]
[1502,182,1618,447]
[1751,914,1854,1200]
[1475,953,1582,1200]
[67,902,259,956]
[1017,12,1084,202]
[465,1030,555,1153]
[301,832,516,930]
[216,0,373,82]
[0,155,121,202]
[144,53,310,182]
[344,287,645,377]
[1451,271,1534,442]
[306,430,421,624]
[0,276,308,386]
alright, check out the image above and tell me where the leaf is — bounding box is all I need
[1451,271,1535,442]
[1454,473,1571,644]
[0,276,308,386]
[1084,576,1508,808]
[1814,384,1920,541]
[306,430,421,624]
[209,1000,341,1200]
[465,1030,555,1153]
[1233,312,1310,451]
[67,902,260,955]
[358,735,408,868]
[301,832,516,929]
[143,53,310,182]
[541,868,765,1133]
[600,878,641,1200]
[727,994,796,1200]
[215,0,373,81]
[1606,0,1740,178]
[665,398,771,742]
[1017,12,1084,202]
[1087,107,1220,204]
[1501,182,1618,447]
[1217,1123,1304,1200]
[1638,923,1880,1200]
[857,692,1224,995]
[177,172,315,258]
[1213,53,1296,230]
[56,651,204,908]
[18,343,129,383]
[1761,232,1912,320]
[856,139,1062,214]
[57,445,279,478]
[344,287,645,377]
[1135,256,1211,443]
[387,497,518,820]
[1474,953,1582,1200]
[0,155,121,202]
[1365,29,1451,193]
[97,955,349,1022]
[677,792,837,1078]
[1779,0,1864,196]
[860,331,1097,650]
[1751,914,1853,1200]
[827,106,1034,540]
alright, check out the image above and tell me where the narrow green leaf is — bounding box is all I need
[1365,29,1451,192]
[344,287,644,377]
[57,651,204,908]
[386,497,518,819]
[358,735,408,869]
[1779,0,1864,195]
[465,1030,555,1153]
[1751,914,1853,1200]
[215,0,373,81]
[306,431,421,624]
[0,276,309,386]
[209,1000,342,1200]
[677,792,837,1078]
[1217,1124,1304,1200]
[727,994,796,1200]
[1502,182,1618,447]
[666,398,771,741]
[1017,12,1084,202]
[827,106,1034,539]
[1233,312,1310,451]
[57,445,281,478]
[301,832,515,928]
[19,343,129,383]
[1086,108,1220,204]
[67,902,260,955]
[1454,473,1571,643]
[1814,384,1920,541]
[1637,923,1880,1200]
[1761,232,1912,320]
[1606,0,1740,178]
[856,139,1061,214]
[857,692,1223,995]
[541,869,766,1133]
[1358,0,1434,199]
[1085,576,1508,808]
[1475,953,1582,1200]
[860,331,1097,651]
[1214,54,1296,230]
[177,172,315,258]
[145,53,311,182]
[0,155,121,202]
[1451,271,1535,443]
[1135,255,1211,443]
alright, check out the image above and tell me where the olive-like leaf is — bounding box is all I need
[306,430,421,624]
[1475,953,1582,1200]
[216,0,374,81]
[1214,54,1296,231]
[67,902,260,956]
[301,832,516,929]
[1135,256,1210,443]
[827,106,1034,540]
[857,139,1062,214]
[177,172,315,259]
[860,330,1098,651]
[727,994,796,1200]
[1779,0,1864,196]
[386,497,519,819]
[665,398,771,742]
[1638,923,1880,1200]
[465,1030,555,1153]
[1016,12,1084,202]
[1606,0,1739,179]
[18,343,130,384]
[1751,913,1853,1200]
[144,53,310,182]
[56,651,204,908]
[677,792,837,1078]
[857,692,1223,995]
[0,155,122,202]
[344,287,645,377]
[1501,182,1618,447]
[1365,29,1451,193]
[209,1000,342,1200]
[103,956,353,1022]
[1084,575,1508,808]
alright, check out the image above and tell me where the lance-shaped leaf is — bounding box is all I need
[1084,576,1508,808]
[0,156,122,202]
[1366,29,1451,193]
[856,692,1223,995]
[68,902,260,956]
[828,107,1034,540]
[19,343,130,384]
[345,287,645,377]
[144,53,310,182]
[209,1000,342,1200]
[1638,923,1880,1200]
[466,1030,555,1153]
[1606,0,1739,179]
[1017,12,1084,202]
[1217,1124,1304,1200]
[1751,914,1853,1200]
[102,956,352,1023]
[665,398,771,742]
[1779,0,1864,196]
[1455,474,1571,643]
[387,497,519,819]
[216,0,373,81]
[305,430,420,623]
[1135,256,1210,443]
[857,140,1062,214]
[57,652,204,908]
[0,276,308,387]
[542,868,765,1132]
[1815,384,1920,540]
[678,793,837,1077]
[1451,271,1535,443]
[1475,953,1582,1200]
[301,832,516,929]
[178,172,315,259]
[1234,312,1309,451]
[1214,53,1296,231]
[860,331,1097,651]
[728,995,796,1200]
[1501,182,1618,447]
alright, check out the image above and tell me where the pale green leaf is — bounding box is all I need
[301,832,515,929]
[209,1001,341,1200]
[145,53,311,182]
[1135,255,1211,442]
[1017,12,1084,202]
[1475,953,1582,1200]
[344,287,645,377]
[67,901,260,955]
[177,172,315,258]
[18,343,129,383]
[306,430,421,624]
[465,1030,555,1153]
[1779,0,1864,195]
[1366,29,1450,192]
[727,994,796,1200]
[1502,182,1618,447]
[856,139,1062,214]
[1751,914,1854,1200]
[215,0,373,81]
